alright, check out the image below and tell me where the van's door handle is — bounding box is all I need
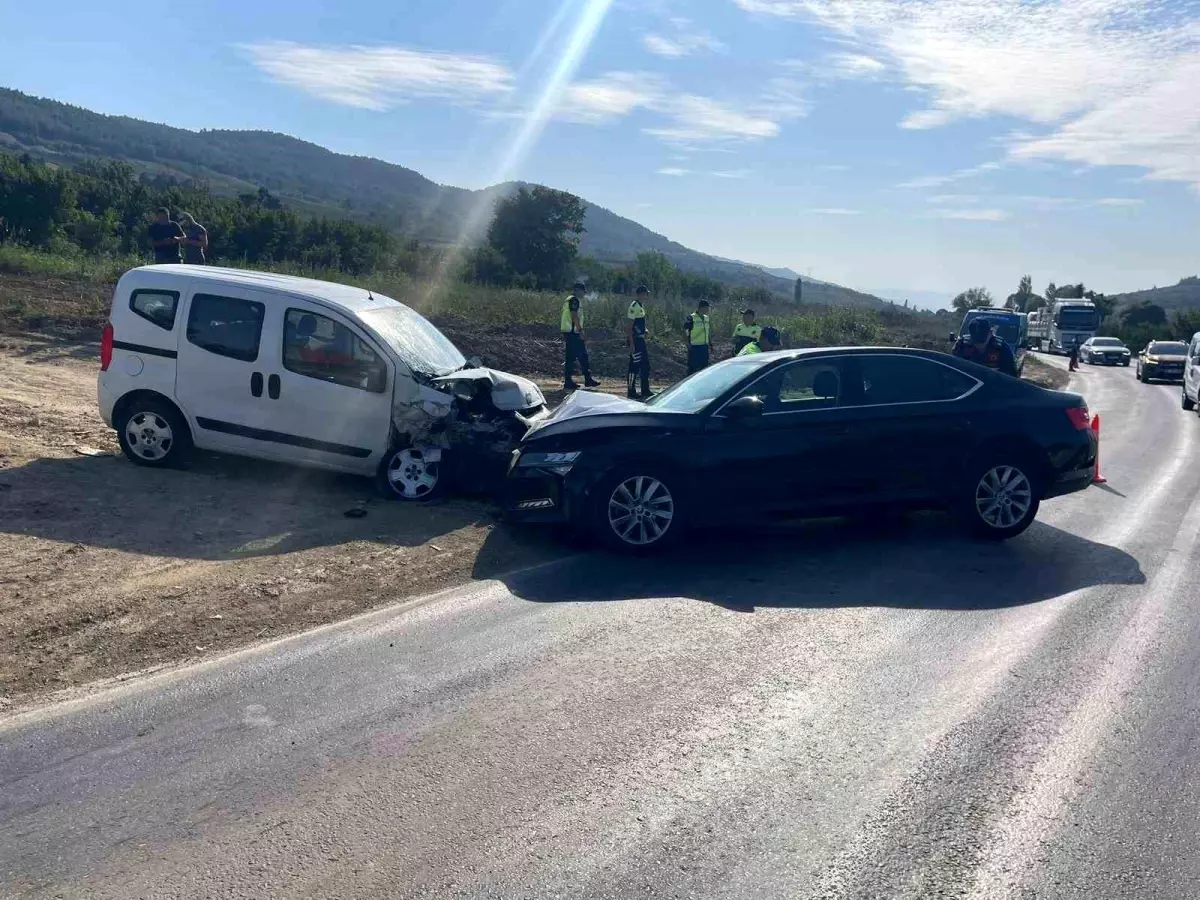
[268,374,281,400]
[250,372,263,398]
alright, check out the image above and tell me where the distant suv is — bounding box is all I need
[1079,337,1130,366]
[1137,340,1187,383]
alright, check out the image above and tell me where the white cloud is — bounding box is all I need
[928,193,981,204]
[241,41,513,110]
[712,169,752,179]
[809,207,861,215]
[932,208,1010,221]
[897,160,1003,189]
[561,72,665,123]
[732,0,1200,190]
[560,70,804,146]
[1097,197,1145,206]
[647,94,782,143]
[642,18,726,58]
[658,167,691,176]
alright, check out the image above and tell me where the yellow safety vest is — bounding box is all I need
[687,312,711,346]
[738,341,762,356]
[560,296,582,333]
[733,323,761,342]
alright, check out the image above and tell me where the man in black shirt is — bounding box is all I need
[148,207,185,264]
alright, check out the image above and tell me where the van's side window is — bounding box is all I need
[130,290,179,331]
[282,309,387,393]
[186,293,265,363]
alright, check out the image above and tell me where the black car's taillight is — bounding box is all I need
[1065,406,1091,430]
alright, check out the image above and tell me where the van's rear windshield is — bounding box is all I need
[360,304,466,377]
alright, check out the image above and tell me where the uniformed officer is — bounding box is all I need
[737,325,782,356]
[627,284,651,399]
[683,299,713,374]
[953,318,1017,377]
[732,308,762,355]
[561,280,601,391]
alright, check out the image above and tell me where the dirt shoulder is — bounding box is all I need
[0,335,567,712]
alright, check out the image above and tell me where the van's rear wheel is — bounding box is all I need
[116,400,192,468]
[1184,389,1196,411]
[378,447,444,501]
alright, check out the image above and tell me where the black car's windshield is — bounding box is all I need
[360,304,467,377]
[1149,342,1187,355]
[645,357,770,412]
[1092,338,1124,348]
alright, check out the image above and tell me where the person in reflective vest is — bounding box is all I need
[953,318,1017,377]
[737,325,782,356]
[627,284,651,399]
[683,299,713,374]
[732,308,762,355]
[560,280,601,390]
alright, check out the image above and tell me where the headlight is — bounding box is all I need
[516,450,581,475]
[1146,356,1159,363]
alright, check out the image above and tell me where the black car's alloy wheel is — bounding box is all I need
[964,458,1040,541]
[593,468,680,552]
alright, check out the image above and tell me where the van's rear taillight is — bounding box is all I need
[1066,406,1091,430]
[100,323,114,372]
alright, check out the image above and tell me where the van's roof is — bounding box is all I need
[120,265,402,315]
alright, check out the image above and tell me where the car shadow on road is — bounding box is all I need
[483,514,1145,612]
[0,452,499,561]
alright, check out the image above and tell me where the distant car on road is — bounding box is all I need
[507,348,1097,552]
[1079,337,1131,366]
[1137,340,1187,384]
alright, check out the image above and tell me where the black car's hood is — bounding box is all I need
[526,390,692,442]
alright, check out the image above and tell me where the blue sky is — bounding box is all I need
[2,0,1198,306]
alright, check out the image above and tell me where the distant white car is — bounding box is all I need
[1079,337,1130,367]
[98,265,548,499]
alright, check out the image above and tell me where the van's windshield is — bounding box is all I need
[360,304,467,377]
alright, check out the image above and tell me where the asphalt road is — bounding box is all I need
[4,355,1200,899]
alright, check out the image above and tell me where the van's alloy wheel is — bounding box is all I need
[384,448,441,500]
[125,411,174,461]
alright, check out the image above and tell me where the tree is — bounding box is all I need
[1171,309,1200,341]
[794,278,803,304]
[1046,282,1057,302]
[487,186,586,290]
[951,286,994,313]
[1056,283,1085,299]
[1121,301,1167,329]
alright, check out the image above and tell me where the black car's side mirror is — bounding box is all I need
[724,395,765,420]
[949,332,957,343]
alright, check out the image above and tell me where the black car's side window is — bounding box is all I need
[732,360,843,412]
[853,356,978,406]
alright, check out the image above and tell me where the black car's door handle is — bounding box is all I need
[268,374,281,400]
[250,372,263,398]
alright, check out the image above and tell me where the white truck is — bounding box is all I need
[1027,300,1101,355]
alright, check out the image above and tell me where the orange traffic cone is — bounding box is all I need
[1092,413,1107,485]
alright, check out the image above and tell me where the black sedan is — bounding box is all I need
[506,348,1097,552]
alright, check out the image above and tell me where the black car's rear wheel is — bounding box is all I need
[960,456,1041,541]
[592,466,682,553]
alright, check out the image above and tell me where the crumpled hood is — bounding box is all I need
[433,367,545,411]
[545,389,645,422]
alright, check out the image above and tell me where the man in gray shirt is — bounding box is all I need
[178,212,208,264]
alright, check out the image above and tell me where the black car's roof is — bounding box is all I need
[744,346,965,363]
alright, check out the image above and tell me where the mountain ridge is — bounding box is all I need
[0,86,889,308]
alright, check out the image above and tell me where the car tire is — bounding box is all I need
[591,465,684,553]
[1183,390,1196,412]
[959,454,1041,542]
[116,398,192,469]
[377,446,446,502]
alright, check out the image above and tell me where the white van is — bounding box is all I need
[98,265,548,499]
[1183,331,1200,414]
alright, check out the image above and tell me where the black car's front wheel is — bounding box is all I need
[961,456,1041,541]
[592,466,682,552]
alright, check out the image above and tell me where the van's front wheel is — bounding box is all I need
[378,446,445,501]
[116,400,192,468]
